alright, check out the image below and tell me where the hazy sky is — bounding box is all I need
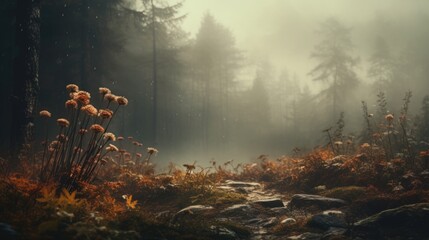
[179,0,429,90]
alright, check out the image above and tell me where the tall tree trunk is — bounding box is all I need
[151,0,158,146]
[80,0,90,89]
[10,0,41,163]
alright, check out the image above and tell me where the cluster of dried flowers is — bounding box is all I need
[38,84,129,190]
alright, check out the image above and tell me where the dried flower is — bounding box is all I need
[106,144,119,152]
[183,164,195,171]
[116,96,128,106]
[99,87,111,95]
[89,124,104,133]
[65,99,78,109]
[73,91,91,105]
[368,113,374,118]
[104,93,116,102]
[136,153,142,158]
[147,147,158,155]
[104,132,116,141]
[385,114,394,121]
[66,84,79,93]
[346,140,353,145]
[50,140,60,149]
[334,141,343,146]
[39,110,52,118]
[57,118,70,127]
[98,109,113,119]
[361,143,371,148]
[127,136,133,140]
[117,136,124,141]
[81,104,98,116]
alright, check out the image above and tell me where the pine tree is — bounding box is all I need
[309,18,359,121]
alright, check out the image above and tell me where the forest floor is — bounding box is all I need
[1,148,429,240]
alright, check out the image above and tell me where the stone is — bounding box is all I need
[289,194,346,210]
[210,225,237,239]
[322,227,347,239]
[307,211,347,230]
[353,203,429,239]
[253,198,285,208]
[224,180,261,188]
[172,205,214,222]
[220,204,256,217]
[260,217,278,227]
[281,218,297,226]
[287,232,322,240]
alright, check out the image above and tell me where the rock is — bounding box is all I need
[172,205,214,222]
[221,204,257,217]
[246,217,278,228]
[270,206,289,215]
[260,217,278,227]
[289,194,346,210]
[281,218,297,226]
[287,232,323,240]
[0,223,18,240]
[307,211,347,230]
[210,225,237,239]
[353,203,429,239]
[224,180,261,188]
[322,227,347,239]
[253,198,285,208]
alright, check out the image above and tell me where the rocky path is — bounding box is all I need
[170,180,429,239]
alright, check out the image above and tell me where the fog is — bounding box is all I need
[1,0,429,169]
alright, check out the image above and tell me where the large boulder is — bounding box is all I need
[289,194,346,210]
[354,203,429,239]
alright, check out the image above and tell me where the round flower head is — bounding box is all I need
[116,96,128,106]
[50,140,60,149]
[334,141,343,146]
[147,147,158,155]
[65,99,78,109]
[136,153,142,158]
[99,87,111,95]
[361,143,371,148]
[81,104,98,116]
[104,93,117,102]
[98,109,113,119]
[117,136,124,141]
[104,132,116,141]
[106,144,119,152]
[66,84,79,93]
[73,91,91,105]
[57,118,70,127]
[385,114,394,121]
[39,110,52,118]
[89,124,104,133]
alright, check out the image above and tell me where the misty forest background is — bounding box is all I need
[1,0,429,167]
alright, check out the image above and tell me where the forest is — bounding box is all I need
[1,0,429,239]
